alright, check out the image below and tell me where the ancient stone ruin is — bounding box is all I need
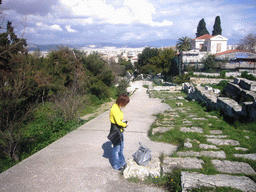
[184,77,256,122]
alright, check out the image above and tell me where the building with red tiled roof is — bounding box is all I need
[215,49,255,56]
[191,34,228,54]
[181,34,256,72]
[195,34,214,40]
[181,34,228,69]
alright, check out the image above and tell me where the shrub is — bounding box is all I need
[116,79,129,96]
[50,92,88,121]
[241,71,256,81]
[172,73,191,85]
[218,80,228,87]
[220,71,226,78]
[90,80,110,99]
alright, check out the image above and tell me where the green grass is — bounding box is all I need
[145,90,256,191]
[0,93,115,173]
[0,102,86,173]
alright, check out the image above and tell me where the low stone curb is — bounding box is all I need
[181,171,256,192]
[212,160,256,175]
[162,157,204,174]
[177,150,226,159]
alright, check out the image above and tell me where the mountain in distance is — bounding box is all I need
[27,39,177,51]
[27,37,238,52]
[26,43,81,51]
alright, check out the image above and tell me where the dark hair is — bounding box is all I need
[116,94,130,107]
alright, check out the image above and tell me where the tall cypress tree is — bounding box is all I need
[196,18,209,37]
[212,16,222,36]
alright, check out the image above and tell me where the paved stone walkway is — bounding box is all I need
[0,81,177,192]
[149,90,256,192]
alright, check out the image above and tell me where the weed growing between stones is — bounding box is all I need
[142,168,182,192]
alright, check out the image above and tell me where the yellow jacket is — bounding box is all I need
[110,103,127,131]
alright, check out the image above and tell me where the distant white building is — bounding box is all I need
[191,34,228,54]
[181,34,256,72]
[182,34,229,65]
[181,34,227,67]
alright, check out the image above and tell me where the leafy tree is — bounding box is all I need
[135,47,178,79]
[176,36,192,52]
[136,47,159,74]
[237,33,256,52]
[118,58,133,76]
[150,48,177,77]
[82,52,114,97]
[0,22,30,161]
[109,59,125,78]
[212,16,222,36]
[116,79,129,96]
[0,21,27,71]
[45,47,84,93]
[202,54,217,72]
[196,18,209,37]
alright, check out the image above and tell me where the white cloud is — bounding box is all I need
[65,25,77,32]
[59,0,172,27]
[24,27,36,33]
[36,22,43,27]
[36,22,63,31]
[50,24,62,31]
[233,23,248,35]
[122,32,146,41]
[151,20,173,27]
[4,0,256,45]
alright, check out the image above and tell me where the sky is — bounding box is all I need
[1,0,256,46]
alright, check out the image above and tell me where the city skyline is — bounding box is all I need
[2,0,256,46]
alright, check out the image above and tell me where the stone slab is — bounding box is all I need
[180,127,203,133]
[234,154,256,161]
[206,115,218,119]
[200,151,226,159]
[184,142,193,148]
[123,157,161,180]
[162,157,204,173]
[181,171,256,192]
[182,121,193,125]
[235,147,249,151]
[199,144,219,150]
[177,151,200,157]
[192,118,208,121]
[212,160,256,175]
[152,127,174,135]
[205,135,228,138]
[177,150,226,159]
[207,138,240,146]
[209,130,223,134]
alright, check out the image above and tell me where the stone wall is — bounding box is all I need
[149,85,182,91]
[184,78,256,122]
[190,72,256,78]
[190,77,233,85]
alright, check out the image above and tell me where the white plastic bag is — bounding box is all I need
[132,142,151,166]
